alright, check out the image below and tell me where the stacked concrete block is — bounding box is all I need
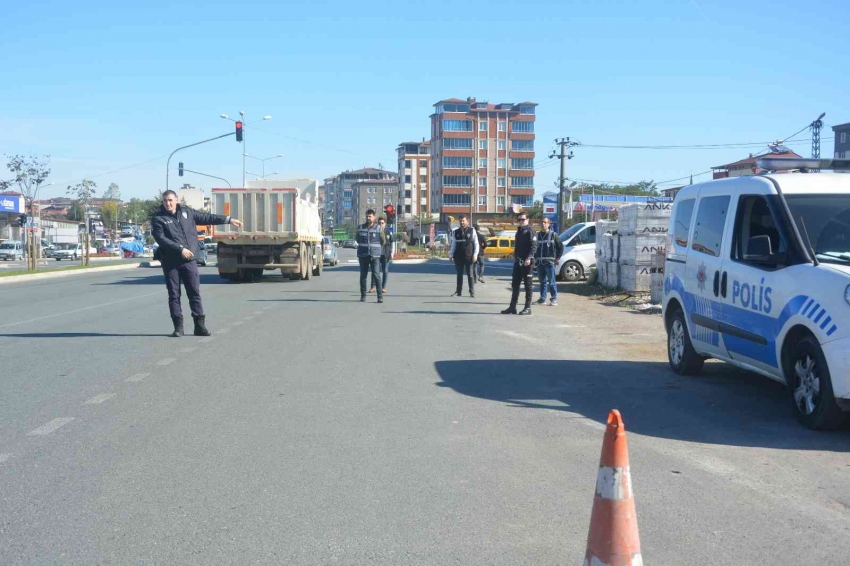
[617,203,671,293]
[650,251,665,304]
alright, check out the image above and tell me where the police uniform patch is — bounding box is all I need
[182,211,188,219]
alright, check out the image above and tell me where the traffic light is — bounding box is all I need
[178,162,184,177]
[235,121,243,142]
[19,214,26,227]
[384,204,396,225]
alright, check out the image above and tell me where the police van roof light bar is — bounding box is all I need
[756,157,850,173]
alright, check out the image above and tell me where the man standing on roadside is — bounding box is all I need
[474,223,488,283]
[449,215,479,298]
[369,217,391,295]
[152,190,242,337]
[535,217,564,306]
[358,209,384,303]
[501,212,537,315]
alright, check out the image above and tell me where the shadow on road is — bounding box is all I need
[0,332,165,338]
[434,359,850,450]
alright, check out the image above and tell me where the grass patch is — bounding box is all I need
[0,261,139,278]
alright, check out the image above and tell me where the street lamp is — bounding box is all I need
[220,112,272,187]
[245,153,284,179]
[246,170,279,180]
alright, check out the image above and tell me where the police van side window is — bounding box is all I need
[731,195,788,265]
[691,196,730,257]
[673,199,696,248]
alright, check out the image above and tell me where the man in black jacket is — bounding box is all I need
[449,215,479,298]
[151,190,242,337]
[535,217,564,306]
[501,212,537,315]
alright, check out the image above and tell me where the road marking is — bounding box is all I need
[85,393,116,405]
[498,330,536,343]
[180,347,197,353]
[126,372,150,382]
[0,453,12,463]
[28,417,74,436]
[156,357,176,366]
[556,324,587,328]
[347,260,358,263]
[199,336,215,343]
[0,291,161,329]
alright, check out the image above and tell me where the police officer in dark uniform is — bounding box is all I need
[357,208,385,303]
[535,217,564,306]
[474,223,488,283]
[151,190,242,337]
[449,214,479,298]
[501,212,537,315]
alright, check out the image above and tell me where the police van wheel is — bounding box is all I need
[787,336,847,430]
[667,308,704,376]
[560,261,583,282]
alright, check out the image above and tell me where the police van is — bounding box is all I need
[662,158,850,429]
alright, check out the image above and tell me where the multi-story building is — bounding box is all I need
[833,122,850,159]
[351,178,398,224]
[712,148,801,179]
[396,140,431,222]
[430,97,537,222]
[326,168,397,228]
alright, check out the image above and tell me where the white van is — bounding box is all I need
[0,240,24,261]
[557,222,596,281]
[662,157,850,429]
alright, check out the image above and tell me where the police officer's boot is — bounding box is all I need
[192,315,211,337]
[170,316,184,338]
[519,298,532,316]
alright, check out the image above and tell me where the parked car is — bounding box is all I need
[342,239,358,249]
[322,236,339,266]
[53,243,96,261]
[484,236,515,259]
[662,158,850,430]
[0,241,24,261]
[557,222,597,281]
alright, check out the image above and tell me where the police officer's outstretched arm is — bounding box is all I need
[193,210,242,228]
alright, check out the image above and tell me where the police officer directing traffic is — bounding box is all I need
[449,214,479,298]
[357,208,386,303]
[151,190,242,337]
[501,212,537,315]
[535,217,564,306]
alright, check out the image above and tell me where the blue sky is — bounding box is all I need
[1,0,846,201]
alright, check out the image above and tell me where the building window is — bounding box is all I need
[512,121,534,133]
[842,132,847,143]
[498,177,506,187]
[479,121,488,132]
[840,151,847,159]
[498,140,506,150]
[479,196,487,206]
[497,158,506,169]
[497,122,506,132]
[386,187,393,193]
[511,176,534,187]
[478,158,487,169]
[443,176,472,187]
[511,158,534,170]
[404,159,411,168]
[497,196,506,206]
[405,205,411,213]
[443,119,474,132]
[511,140,534,152]
[442,138,473,150]
[439,103,470,113]
[419,160,427,168]
[442,156,473,169]
[405,190,411,198]
[478,177,486,187]
[511,195,533,206]
[404,175,411,183]
[443,194,471,205]
[520,105,535,115]
[479,140,487,150]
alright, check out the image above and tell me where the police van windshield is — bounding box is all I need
[785,194,850,263]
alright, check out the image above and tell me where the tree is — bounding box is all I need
[104,182,121,201]
[527,200,543,219]
[101,201,119,236]
[1,154,51,271]
[67,201,85,221]
[67,179,97,266]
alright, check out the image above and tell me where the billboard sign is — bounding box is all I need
[0,195,24,213]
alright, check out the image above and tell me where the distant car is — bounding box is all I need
[53,243,96,261]
[205,242,217,253]
[322,236,339,266]
[342,239,358,249]
[0,241,24,261]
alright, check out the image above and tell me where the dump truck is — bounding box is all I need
[211,179,323,282]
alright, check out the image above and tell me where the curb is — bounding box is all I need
[0,262,155,285]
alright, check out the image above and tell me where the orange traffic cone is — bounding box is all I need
[583,409,643,566]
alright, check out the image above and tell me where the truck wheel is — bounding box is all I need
[787,335,847,430]
[304,249,313,280]
[667,308,704,376]
[560,261,583,282]
[312,246,322,276]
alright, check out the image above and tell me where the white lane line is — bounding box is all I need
[0,453,12,463]
[126,372,150,382]
[28,417,74,436]
[156,357,176,366]
[0,291,161,329]
[556,324,587,328]
[498,330,536,343]
[199,336,215,343]
[346,260,358,263]
[85,393,116,405]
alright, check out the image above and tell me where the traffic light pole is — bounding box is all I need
[166,132,235,191]
[183,168,232,188]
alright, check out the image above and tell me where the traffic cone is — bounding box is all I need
[582,409,643,566]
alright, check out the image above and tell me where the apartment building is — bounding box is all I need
[396,140,431,222]
[834,122,850,159]
[351,179,398,224]
[325,168,397,228]
[430,97,537,221]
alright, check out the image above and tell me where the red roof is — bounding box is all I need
[713,150,801,170]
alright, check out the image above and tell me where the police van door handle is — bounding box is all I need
[721,271,728,298]
[713,271,720,297]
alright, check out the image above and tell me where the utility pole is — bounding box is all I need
[811,112,826,172]
[549,138,578,231]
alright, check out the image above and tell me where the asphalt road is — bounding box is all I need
[1,248,848,565]
[0,257,143,271]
